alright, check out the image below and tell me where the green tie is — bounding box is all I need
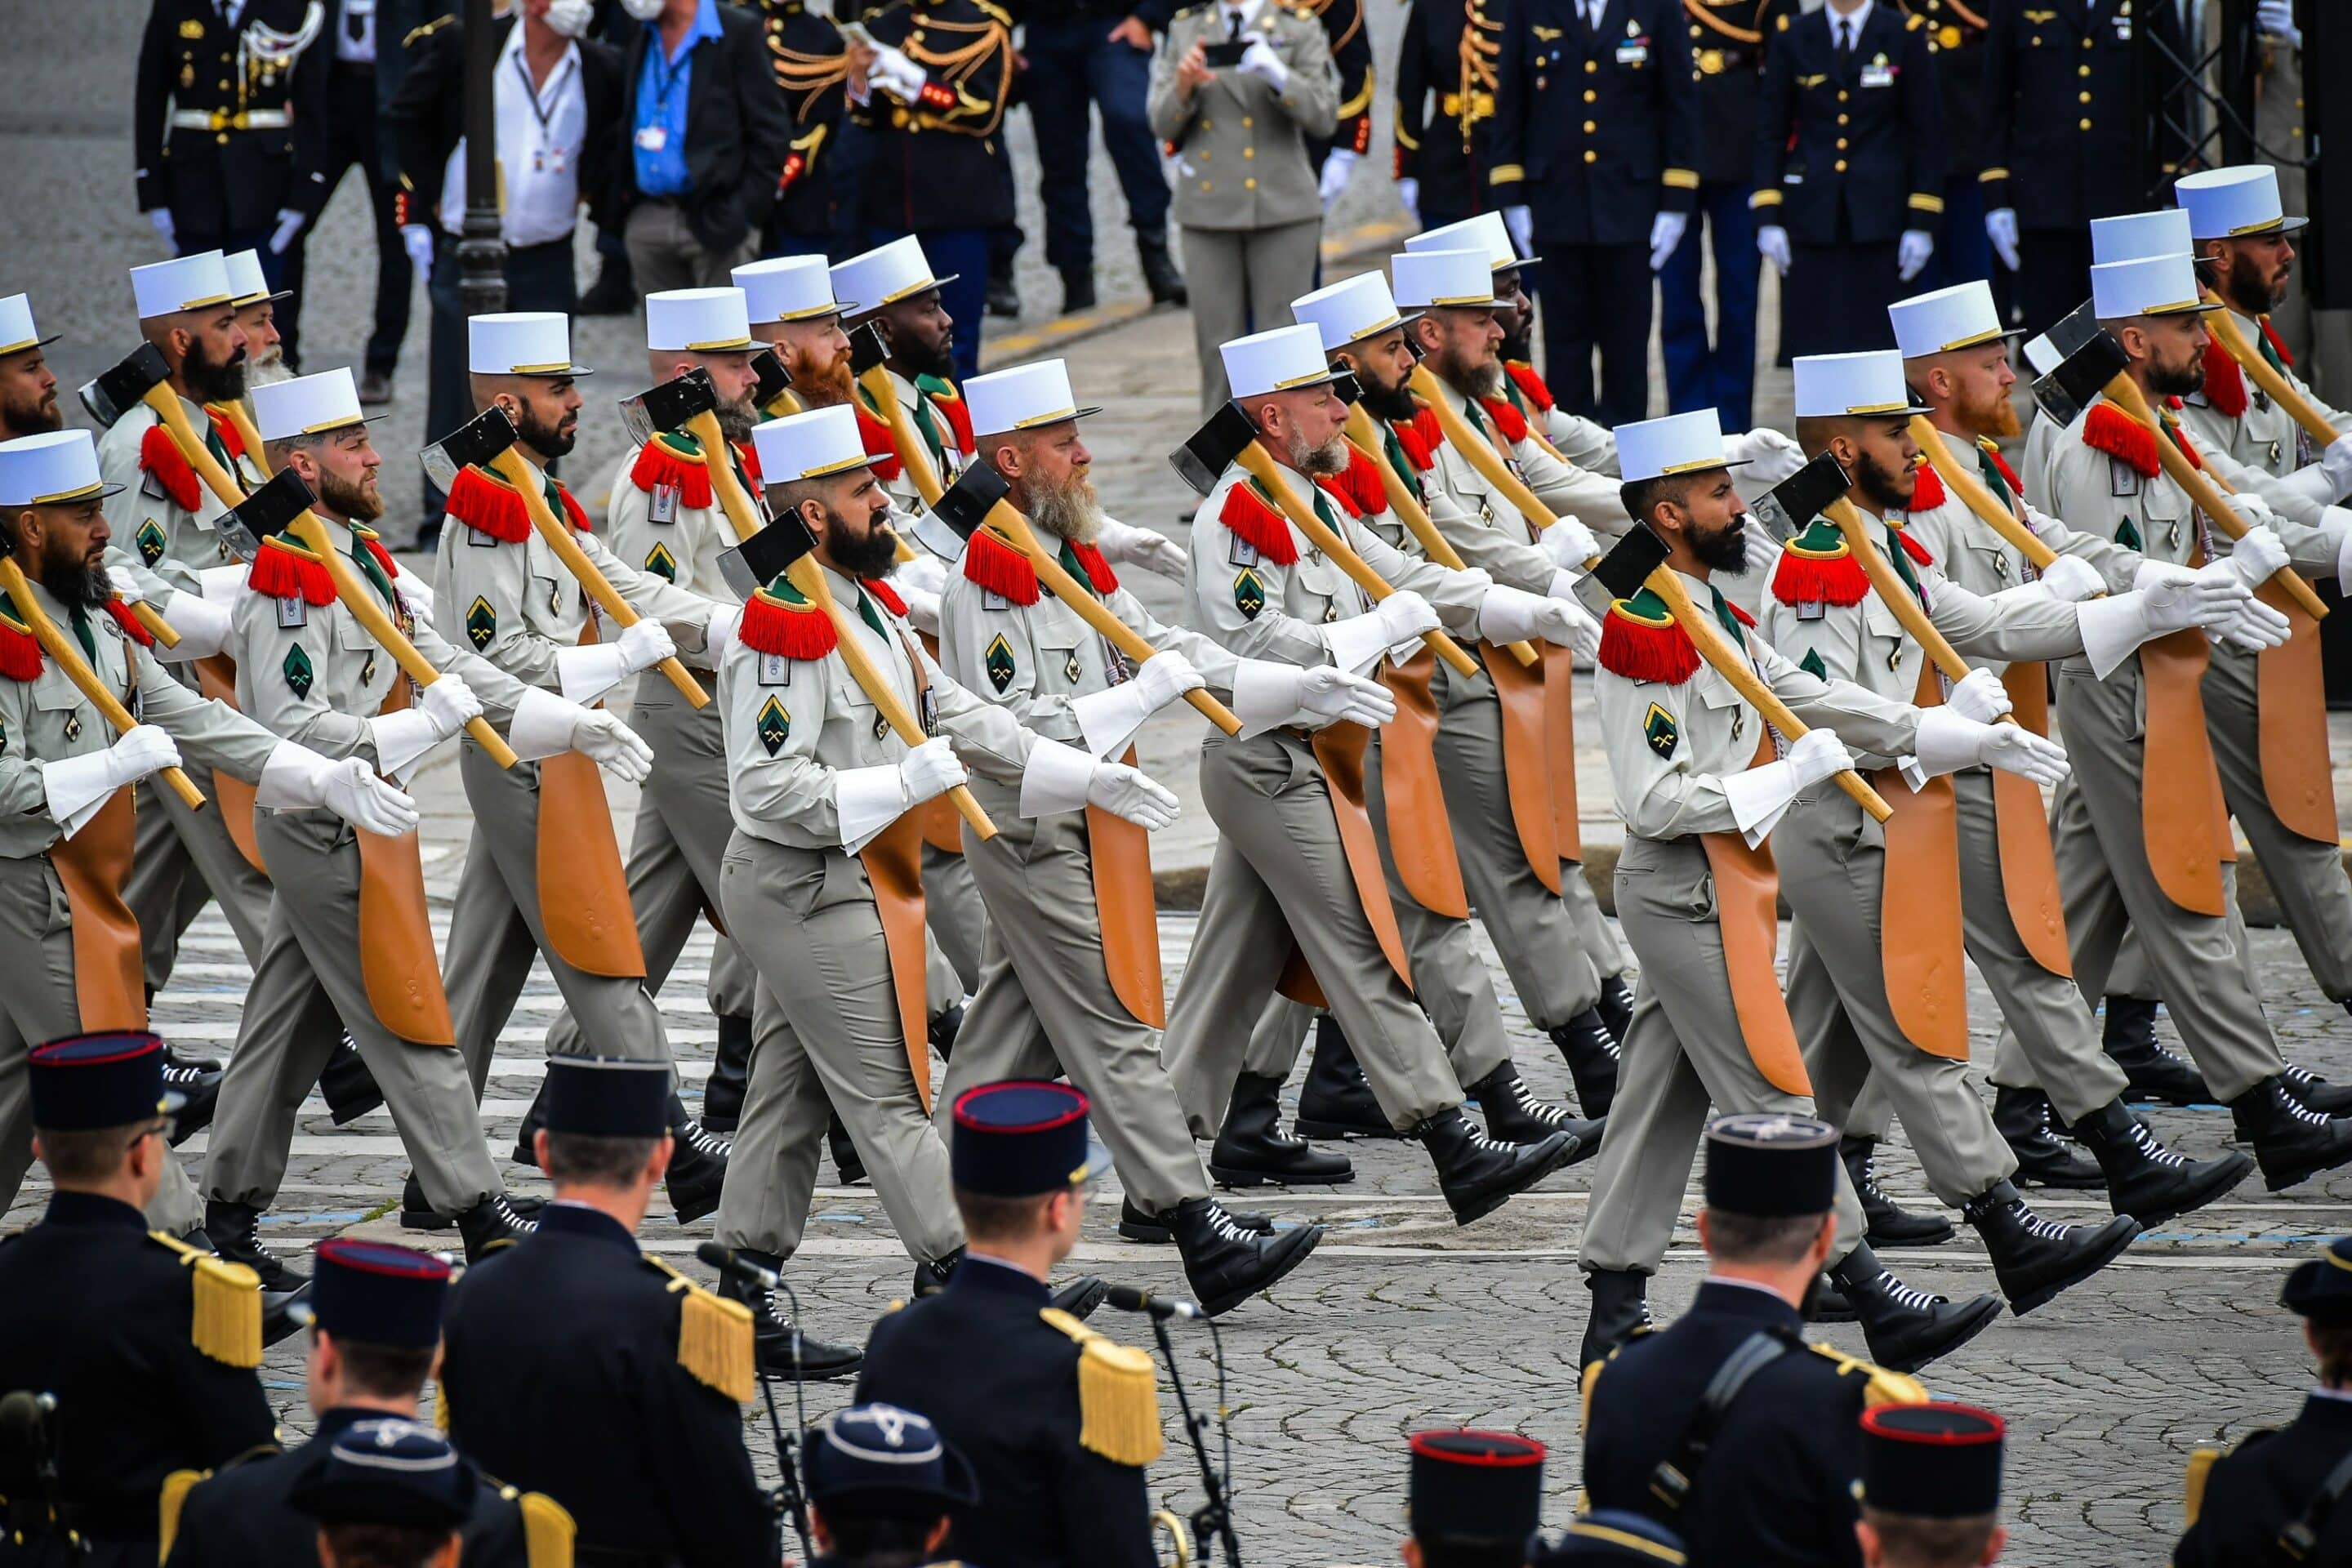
[66,604,97,665]
[1381,424,1425,506]
[203,416,231,473]
[1459,397,1490,443]
[1708,586,1745,647]
[1057,540,1097,593]
[1309,483,1338,533]
[1882,523,1926,604]
[347,526,396,606]
[2256,320,2287,376]
[855,584,888,639]
[1976,444,2013,508]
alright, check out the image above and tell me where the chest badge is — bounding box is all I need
[644,541,679,581]
[984,632,1017,693]
[755,695,790,756]
[1233,568,1266,621]
[61,711,82,744]
[360,649,376,684]
[1799,647,1828,681]
[466,595,497,652]
[283,644,314,699]
[1062,648,1084,684]
[1642,702,1678,760]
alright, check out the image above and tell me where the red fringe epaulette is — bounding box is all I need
[1218,482,1300,566]
[1893,528,1935,568]
[104,599,155,648]
[1771,542,1870,607]
[2082,403,2159,478]
[862,577,906,617]
[1504,361,1555,412]
[0,600,39,681]
[1478,396,1531,446]
[1318,444,1388,520]
[247,535,339,605]
[205,407,246,460]
[1597,601,1699,685]
[630,435,716,509]
[1907,460,1947,511]
[962,528,1041,604]
[2263,318,2296,367]
[1980,439,2024,496]
[1392,408,1442,472]
[736,440,761,486]
[555,481,590,533]
[737,585,838,660]
[2201,335,2248,420]
[444,466,533,542]
[932,391,974,455]
[854,405,905,483]
[355,528,400,579]
[2165,414,2205,470]
[1068,541,1118,594]
[139,422,203,513]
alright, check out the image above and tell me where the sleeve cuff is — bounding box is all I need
[835,764,911,854]
[1230,660,1305,737]
[1720,758,1797,847]
[1323,611,1397,676]
[1909,193,1945,214]
[1748,189,1784,208]
[2075,593,2150,680]
[1018,737,1096,817]
[1487,163,1526,185]
[368,708,445,785]
[508,687,581,763]
[1069,681,1155,760]
[39,754,118,839]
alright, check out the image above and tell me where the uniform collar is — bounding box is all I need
[945,1252,1054,1304]
[42,1189,150,1230]
[536,1199,642,1252]
[314,1404,421,1441]
[1824,0,1874,37]
[1690,1276,1806,1330]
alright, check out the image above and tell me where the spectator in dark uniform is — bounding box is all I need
[287,1423,489,1568]
[1490,0,1698,427]
[1401,1428,1548,1567]
[1855,1402,2008,1568]
[1900,0,1993,295]
[1390,0,1511,233]
[753,0,853,260]
[1752,0,1944,358]
[1526,1511,1689,1565]
[803,1404,978,1568]
[1302,0,1375,218]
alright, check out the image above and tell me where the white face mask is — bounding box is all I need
[617,0,666,19]
[543,0,595,36]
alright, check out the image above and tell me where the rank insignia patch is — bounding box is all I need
[283,644,314,699]
[1233,568,1266,621]
[984,632,1017,693]
[1642,702,1678,760]
[1798,648,1826,681]
[644,541,678,582]
[62,712,81,743]
[136,519,167,567]
[466,595,497,652]
[755,695,790,756]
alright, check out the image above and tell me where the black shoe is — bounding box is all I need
[164,1057,223,1145]
[1962,1178,2140,1316]
[665,1100,730,1224]
[261,1281,313,1348]
[1137,229,1187,305]
[1547,1009,1619,1119]
[1831,1242,2002,1374]
[319,1034,385,1125]
[928,1004,964,1062]
[1579,1267,1652,1370]
[1990,1087,2105,1189]
[1467,1062,1605,1156]
[455,1194,538,1263]
[1840,1137,1956,1246]
[356,368,394,407]
[1415,1107,1576,1225]
[2103,998,2211,1105]
[2283,1064,2352,1116]
[577,262,636,317]
[913,1247,963,1297]
[989,270,1025,318]
[401,1170,453,1231]
[1050,1275,1108,1320]
[2231,1074,2352,1191]
[1173,1197,1324,1316]
[1595,974,1636,1043]
[1806,1276,1858,1323]
[2073,1100,2253,1227]
[827,1111,867,1186]
[203,1200,308,1291]
[715,1250,865,1379]
[1055,268,1094,315]
[510,1076,550,1169]
[1296,1017,1403,1140]
[1209,1071,1354,1186]
[1120,1196,1272,1245]
[702,1014,754,1133]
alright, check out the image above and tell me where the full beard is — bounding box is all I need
[244,348,293,389]
[1027,468,1103,545]
[1854,446,1916,514]
[2,385,61,435]
[2149,350,2206,400]
[182,337,248,405]
[1690,516,1751,574]
[317,466,385,523]
[1499,315,1535,363]
[516,403,577,460]
[1356,370,1420,423]
[791,351,856,408]
[823,508,902,578]
[897,332,956,382]
[2226,266,2284,319]
[42,544,111,608]
[1285,428,1351,478]
[1957,381,2022,440]
[715,394,758,445]
[1436,343,1504,402]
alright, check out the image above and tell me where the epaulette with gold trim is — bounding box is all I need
[1219,479,1301,567]
[737,578,839,661]
[1770,518,1869,606]
[1806,1341,1927,1405]
[629,432,717,509]
[403,13,456,46]
[147,1229,263,1367]
[1037,1306,1165,1467]
[140,421,205,514]
[519,1490,577,1568]
[1597,588,1699,685]
[0,593,42,681]
[247,532,340,605]
[644,1256,756,1402]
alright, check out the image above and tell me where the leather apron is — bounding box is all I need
[1087,742,1165,1029]
[352,663,457,1046]
[861,625,941,1107]
[2254,585,2338,845]
[915,630,964,856]
[1276,721,1414,1006]
[51,786,145,1031]
[1377,651,1470,920]
[1994,662,2071,977]
[1697,730,1809,1096]
[1544,643,1583,861]
[1482,639,1563,894]
[1873,667,1968,1061]
[193,653,269,875]
[2140,626,2231,917]
[537,616,648,977]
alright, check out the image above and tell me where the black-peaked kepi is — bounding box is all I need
[541,1055,672,1138]
[304,1239,452,1348]
[27,1031,167,1131]
[950,1080,1104,1197]
[1704,1112,1840,1218]
[1860,1402,2005,1518]
[1527,1510,1686,1564]
[289,1418,477,1530]
[804,1402,980,1511]
[2281,1236,2352,1326]
[1409,1428,1545,1544]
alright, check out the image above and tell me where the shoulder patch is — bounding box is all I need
[984,631,1017,692]
[137,518,168,568]
[282,643,314,699]
[1642,701,1678,760]
[755,694,790,755]
[644,1256,756,1402]
[643,541,678,582]
[1036,1307,1165,1467]
[1798,646,1827,681]
[466,595,497,651]
[1233,567,1267,621]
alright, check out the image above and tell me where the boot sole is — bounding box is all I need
[1872,1293,2003,1374]
[1294,1119,1408,1141]
[2260,1129,2352,1192]
[1864,1219,1956,1247]
[1447,1138,1575,1227]
[2117,1151,2255,1228]
[2003,1216,2141,1316]
[1197,1225,1325,1317]
[2014,1160,2108,1190]
[401,1209,457,1232]
[1207,1163,1355,1188]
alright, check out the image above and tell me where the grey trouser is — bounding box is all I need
[922,842,986,1003]
[443,742,675,1098]
[1579,834,1869,1274]
[127,759,271,993]
[623,202,758,296]
[713,831,962,1264]
[1181,219,1322,416]
[943,785,1206,1213]
[203,810,502,1215]
[1163,730,1463,1138]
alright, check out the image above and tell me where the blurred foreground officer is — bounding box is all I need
[857,1081,1159,1568]
[803,1403,976,1568]
[1401,1428,1545,1567]
[1526,1511,1686,1566]
[2176,1236,2352,1566]
[1855,1402,2007,1568]
[164,1241,560,1568]
[0,1034,274,1568]
[437,1054,768,1566]
[287,1422,487,1568]
[1584,1115,1926,1568]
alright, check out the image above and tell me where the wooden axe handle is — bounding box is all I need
[127,601,181,649]
[0,559,205,809]
[1904,416,2062,572]
[1340,413,1539,669]
[211,400,268,474]
[2203,293,2341,447]
[688,411,767,546]
[145,390,244,510]
[1823,499,2014,715]
[487,449,712,707]
[854,371,940,559]
[1406,364,1560,533]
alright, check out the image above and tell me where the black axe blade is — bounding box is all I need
[2034,331,2132,430]
[1750,451,1851,545]
[1332,370,1363,407]
[718,508,819,602]
[848,320,891,377]
[2043,298,2102,362]
[620,367,719,447]
[79,341,173,428]
[751,348,793,411]
[416,405,520,493]
[216,468,315,563]
[1573,523,1672,620]
[1169,401,1258,499]
[933,461,1011,541]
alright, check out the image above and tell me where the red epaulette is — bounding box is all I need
[1392,409,1442,472]
[104,598,156,648]
[736,440,761,486]
[1218,482,1300,566]
[736,584,839,661]
[1478,396,1531,445]
[862,577,906,617]
[1893,528,1935,568]
[932,390,974,455]
[0,598,40,681]
[1597,599,1700,685]
[2262,318,2296,368]
[2200,335,2249,420]
[139,421,203,513]
[854,404,905,483]
[1907,461,1947,511]
[205,407,246,460]
[1068,541,1118,594]
[961,528,1040,604]
[1317,444,1388,520]
[1504,361,1555,413]
[1771,536,1870,608]
[443,466,533,542]
[246,533,339,605]
[1980,439,2025,497]
[354,527,400,580]
[2082,403,2160,479]
[555,481,590,533]
[630,435,717,510]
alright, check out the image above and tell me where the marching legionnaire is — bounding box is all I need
[431,312,732,1212]
[2039,251,2352,1191]
[1488,0,1697,426]
[1577,409,1998,1374]
[163,1241,558,1568]
[739,254,857,415]
[936,357,1349,1308]
[1751,0,1944,358]
[1158,322,1585,1220]
[802,1404,974,1568]
[2176,1235,2352,1566]
[855,1080,1158,1568]
[1855,1402,2008,1568]
[1584,1114,1928,1567]
[0,1033,276,1568]
[751,0,852,260]
[0,293,62,443]
[438,1054,768,1565]
[286,1422,512,1568]
[1402,1428,1548,1566]
[1390,0,1510,234]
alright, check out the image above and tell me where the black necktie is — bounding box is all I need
[1227,10,1242,40]
[1837,17,1855,63]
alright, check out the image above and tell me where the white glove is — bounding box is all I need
[1293,665,1396,726]
[899,582,942,638]
[2034,554,2106,604]
[1318,148,1358,212]
[1069,649,1205,756]
[149,590,233,663]
[555,621,674,704]
[2257,0,2301,47]
[418,675,483,741]
[1503,206,1535,261]
[1237,37,1290,91]
[2214,596,2296,651]
[617,619,677,674]
[42,725,182,835]
[1757,225,1792,275]
[1094,517,1190,581]
[1720,726,1845,842]
[1086,760,1182,829]
[2319,435,2352,500]
[111,576,145,607]
[256,743,421,835]
[268,207,306,256]
[1987,208,2021,272]
[1944,666,2013,725]
[1396,176,1420,225]
[2222,492,2277,532]
[149,208,176,247]
[569,707,656,782]
[1375,589,1440,646]
[1134,648,1206,710]
[2226,522,2292,590]
[867,42,929,101]
[1648,210,1688,272]
[397,577,436,626]
[1785,727,1851,790]
[1897,229,1936,283]
[899,735,968,806]
[402,223,436,275]
[1539,517,1600,571]
[1726,426,1806,484]
[1976,722,2071,786]
[1478,583,1598,656]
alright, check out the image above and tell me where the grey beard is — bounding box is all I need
[1287,430,1350,478]
[715,397,758,445]
[245,351,294,389]
[1028,477,1103,545]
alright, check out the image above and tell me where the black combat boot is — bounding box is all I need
[1961,1179,2140,1315]
[203,1200,308,1290]
[164,1054,224,1144]
[914,1249,1104,1319]
[1839,1137,1954,1246]
[1579,1268,1652,1370]
[2102,998,2211,1105]
[1831,1242,2002,1374]
[1137,228,1188,305]
[1547,1009,1619,1118]
[1595,974,1636,1042]
[1209,1071,1354,1186]
[401,1170,451,1231]
[1468,1061,1601,1154]
[1990,1087,2105,1188]
[665,1094,730,1224]
[510,1077,548,1168]
[1296,1017,1401,1139]
[702,1014,754,1133]
[714,1246,864,1379]
[2282,1064,2352,1116]
[319,1033,385,1125]
[2072,1100,2253,1227]
[827,1111,866,1185]
[1806,1275,1857,1323]
[2230,1075,2352,1191]
[1120,1196,1272,1245]
[183,1220,311,1343]
[455,1193,538,1263]
[1172,1197,1325,1316]
[928,1003,964,1062]
[1414,1107,1576,1225]
[1057,267,1095,315]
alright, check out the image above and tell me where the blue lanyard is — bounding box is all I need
[648,31,690,120]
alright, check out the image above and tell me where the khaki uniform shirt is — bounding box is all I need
[1419,374,1627,562]
[95,397,233,606]
[600,435,752,614]
[1147,0,1339,231]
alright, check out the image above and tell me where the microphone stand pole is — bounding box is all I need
[1152,1315,1240,1567]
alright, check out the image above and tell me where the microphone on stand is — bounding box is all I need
[1105,1285,1205,1321]
[696,1241,782,1291]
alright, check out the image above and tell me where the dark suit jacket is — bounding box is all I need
[1978,0,2189,233]
[135,0,332,230]
[1751,1,1944,246]
[612,2,795,252]
[2176,1395,2352,1567]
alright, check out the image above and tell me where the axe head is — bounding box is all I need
[1577,523,1671,617]
[214,468,314,564]
[2033,332,2132,429]
[848,320,891,377]
[1749,451,1851,545]
[417,406,520,493]
[619,367,718,447]
[78,341,173,428]
[933,461,1010,541]
[1169,401,1258,499]
[751,347,793,412]
[2043,298,2102,361]
[718,508,819,601]
[1331,370,1363,407]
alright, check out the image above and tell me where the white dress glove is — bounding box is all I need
[150,590,233,663]
[867,42,929,101]
[1396,176,1420,225]
[2256,0,2301,47]
[402,223,436,275]
[899,735,968,805]
[1897,229,1935,283]
[1086,759,1182,828]
[1720,725,1845,844]
[256,743,421,836]
[1477,584,1598,657]
[1093,518,1191,581]
[833,741,959,852]
[1648,211,1688,272]
[1068,648,1205,757]
[1539,517,1600,571]
[2079,566,2261,675]
[1913,708,2069,784]
[1237,37,1290,90]
[1757,225,1792,275]
[42,725,182,836]
[1318,148,1358,212]
[419,674,483,740]
[268,207,307,256]
[1944,666,2014,725]
[1229,661,1396,732]
[1726,426,1806,484]
[572,708,656,782]
[2226,522,2292,590]
[2034,555,2106,604]
[1326,590,1441,673]
[1987,208,2021,272]
[1976,720,2072,786]
[1503,205,1534,260]
[555,620,677,705]
[149,208,176,247]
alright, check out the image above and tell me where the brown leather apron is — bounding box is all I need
[1874,667,1968,1060]
[2254,586,2339,845]
[1543,642,1583,862]
[1697,734,1808,1095]
[1087,744,1165,1028]
[861,813,935,1111]
[536,617,648,977]
[1482,639,1563,895]
[51,787,145,1031]
[1994,662,2071,978]
[915,630,963,856]
[351,670,457,1046]
[2140,627,2230,917]
[192,653,268,875]
[1376,651,1469,920]
[1276,723,1414,1005]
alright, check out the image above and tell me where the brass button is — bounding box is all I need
[218,78,230,89]
[1242,115,1253,127]
[2078,117,2091,129]
[1838,112,1849,124]
[1245,176,1257,189]
[2078,63,2091,76]
[1836,136,1848,149]
[2078,90,2090,102]
[1584,149,1597,163]
[1834,158,1848,172]
[216,131,229,144]
[1200,149,1211,161]
[1838,89,1849,100]
[1243,146,1254,158]
[1202,118,1212,129]
[1583,88,1597,102]
[1201,180,1213,191]
[2082,35,2092,46]
[1690,23,1700,34]
[1585,59,1597,72]
[1584,119,1597,132]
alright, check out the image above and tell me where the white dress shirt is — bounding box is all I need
[440,24,588,247]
